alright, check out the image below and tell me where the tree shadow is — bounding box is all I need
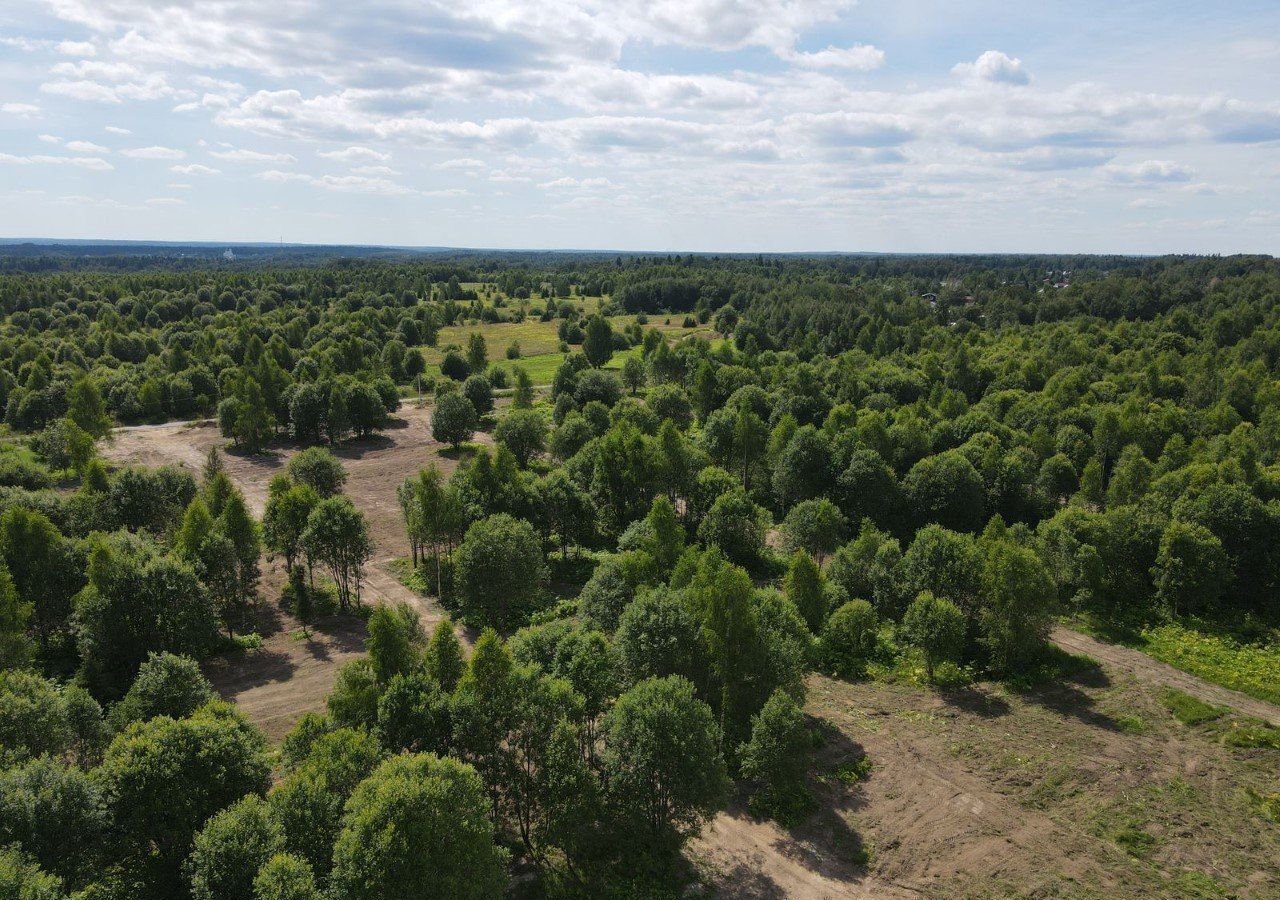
[224,444,286,466]
[205,646,298,696]
[300,616,367,661]
[1010,650,1120,731]
[333,433,395,459]
[939,684,1012,718]
[710,858,787,899]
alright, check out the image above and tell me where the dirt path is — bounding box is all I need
[103,406,476,739]
[1052,626,1280,726]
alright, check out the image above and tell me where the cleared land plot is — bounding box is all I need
[696,668,1280,898]
[101,403,477,739]
[102,410,1280,895]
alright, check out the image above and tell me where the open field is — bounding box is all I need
[417,314,717,382]
[100,411,1280,896]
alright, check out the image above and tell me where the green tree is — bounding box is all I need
[697,488,767,570]
[621,354,646,394]
[900,591,965,681]
[285,447,347,497]
[0,507,78,648]
[601,676,728,857]
[902,452,986,533]
[1152,520,1230,617]
[110,651,213,728]
[75,536,219,700]
[740,689,811,823]
[463,374,494,416]
[366,602,422,684]
[784,550,826,634]
[0,562,30,670]
[269,733,380,878]
[772,425,834,508]
[978,541,1054,672]
[0,846,63,900]
[454,514,547,632]
[495,408,548,467]
[614,588,706,688]
[583,314,615,368]
[187,794,282,900]
[466,332,489,373]
[781,498,846,564]
[253,853,319,900]
[263,477,320,571]
[301,497,372,611]
[424,617,465,692]
[0,755,105,888]
[67,375,113,438]
[512,367,535,408]
[376,672,451,754]
[96,702,270,897]
[432,392,477,449]
[820,599,878,678]
[329,754,508,900]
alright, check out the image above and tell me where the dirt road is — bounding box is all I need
[1052,626,1280,726]
[103,406,473,739]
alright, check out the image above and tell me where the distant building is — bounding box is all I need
[223,249,235,261]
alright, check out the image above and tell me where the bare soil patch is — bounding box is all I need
[102,404,477,739]
[697,665,1280,898]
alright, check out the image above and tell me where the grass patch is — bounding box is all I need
[1221,723,1280,750]
[1138,623,1280,706]
[1099,818,1159,857]
[1071,613,1280,707]
[1161,688,1225,727]
[1115,714,1147,735]
[387,557,431,595]
[1246,789,1280,823]
[833,756,872,786]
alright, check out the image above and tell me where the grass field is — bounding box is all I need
[416,314,716,384]
[1139,623,1280,705]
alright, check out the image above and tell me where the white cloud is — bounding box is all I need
[1105,159,1195,183]
[0,153,112,171]
[104,125,132,134]
[1,103,40,117]
[170,163,220,175]
[38,134,62,144]
[65,140,110,153]
[122,145,185,159]
[437,158,486,170]
[257,168,415,195]
[538,176,613,189]
[56,40,96,56]
[786,44,885,71]
[210,148,297,162]
[351,165,400,175]
[953,50,1031,86]
[145,196,184,205]
[317,146,390,162]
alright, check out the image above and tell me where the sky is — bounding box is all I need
[0,0,1278,253]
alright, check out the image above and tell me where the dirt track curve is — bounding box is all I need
[1051,625,1280,726]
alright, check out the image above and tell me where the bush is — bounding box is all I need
[820,600,879,678]
[740,689,812,825]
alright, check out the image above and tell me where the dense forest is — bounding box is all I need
[0,250,1278,897]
